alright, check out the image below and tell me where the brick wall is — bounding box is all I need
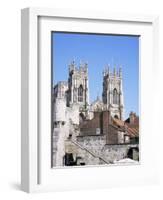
[79,111,112,136]
[102,111,110,135]
[80,112,102,135]
[106,125,118,144]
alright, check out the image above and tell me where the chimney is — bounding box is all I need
[129,111,136,124]
[102,111,111,135]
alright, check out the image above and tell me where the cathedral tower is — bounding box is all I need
[102,66,124,120]
[67,60,89,111]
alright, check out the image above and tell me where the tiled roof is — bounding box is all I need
[112,117,139,137]
[112,118,125,127]
[127,127,139,137]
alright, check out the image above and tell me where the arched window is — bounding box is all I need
[78,85,83,102]
[113,88,118,104]
[114,115,119,119]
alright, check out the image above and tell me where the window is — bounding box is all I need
[96,128,101,135]
[113,88,118,104]
[78,85,83,102]
[114,115,119,119]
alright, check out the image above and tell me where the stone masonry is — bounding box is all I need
[52,61,139,167]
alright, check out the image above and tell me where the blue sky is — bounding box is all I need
[52,32,139,119]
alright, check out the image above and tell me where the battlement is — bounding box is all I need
[54,81,68,87]
[69,60,88,74]
[103,66,122,78]
[53,81,68,99]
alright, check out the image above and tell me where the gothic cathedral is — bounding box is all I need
[52,61,139,167]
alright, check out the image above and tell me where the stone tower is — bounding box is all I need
[52,82,69,166]
[67,60,89,111]
[102,66,124,120]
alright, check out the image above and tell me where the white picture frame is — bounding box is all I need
[21,7,159,193]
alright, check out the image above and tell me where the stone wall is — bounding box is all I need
[52,124,69,166]
[66,104,79,125]
[77,135,138,163]
[65,139,104,165]
[102,144,130,163]
[53,98,80,166]
[77,135,106,158]
[53,98,66,122]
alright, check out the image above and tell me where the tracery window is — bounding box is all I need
[113,88,118,104]
[78,85,83,102]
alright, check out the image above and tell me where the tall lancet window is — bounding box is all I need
[78,85,83,102]
[113,88,118,104]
